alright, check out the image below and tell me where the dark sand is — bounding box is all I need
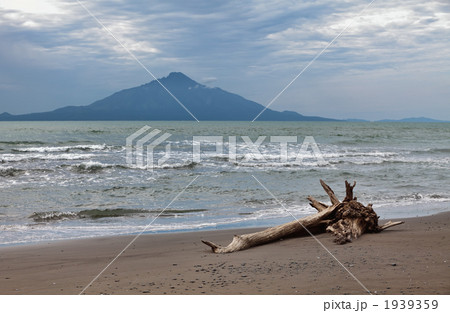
[0,212,449,295]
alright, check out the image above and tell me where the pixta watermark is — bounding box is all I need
[126,126,328,170]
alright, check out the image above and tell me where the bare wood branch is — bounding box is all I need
[378,221,404,231]
[307,196,328,212]
[202,203,339,253]
[319,179,340,205]
[343,180,356,202]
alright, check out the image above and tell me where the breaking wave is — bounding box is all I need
[29,211,79,222]
[69,162,129,173]
[29,208,208,222]
[70,161,109,174]
[1,153,95,162]
[12,144,109,153]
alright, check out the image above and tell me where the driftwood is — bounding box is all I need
[202,180,404,253]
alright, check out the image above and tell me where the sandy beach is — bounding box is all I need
[0,212,449,295]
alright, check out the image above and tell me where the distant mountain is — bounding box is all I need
[0,72,335,121]
[377,117,449,123]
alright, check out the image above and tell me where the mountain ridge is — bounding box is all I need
[0,72,335,121]
[1,72,448,122]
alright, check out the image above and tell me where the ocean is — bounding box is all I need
[0,121,449,246]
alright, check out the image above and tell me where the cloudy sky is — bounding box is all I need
[0,0,449,120]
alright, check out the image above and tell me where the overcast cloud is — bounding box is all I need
[0,0,449,120]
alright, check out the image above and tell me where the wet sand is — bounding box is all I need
[0,212,449,295]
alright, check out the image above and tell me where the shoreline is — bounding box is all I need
[2,207,449,248]
[0,212,449,295]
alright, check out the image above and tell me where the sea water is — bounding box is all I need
[0,121,449,245]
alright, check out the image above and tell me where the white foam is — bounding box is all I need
[1,153,95,162]
[13,144,108,153]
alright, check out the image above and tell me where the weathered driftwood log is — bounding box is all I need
[202,180,404,253]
